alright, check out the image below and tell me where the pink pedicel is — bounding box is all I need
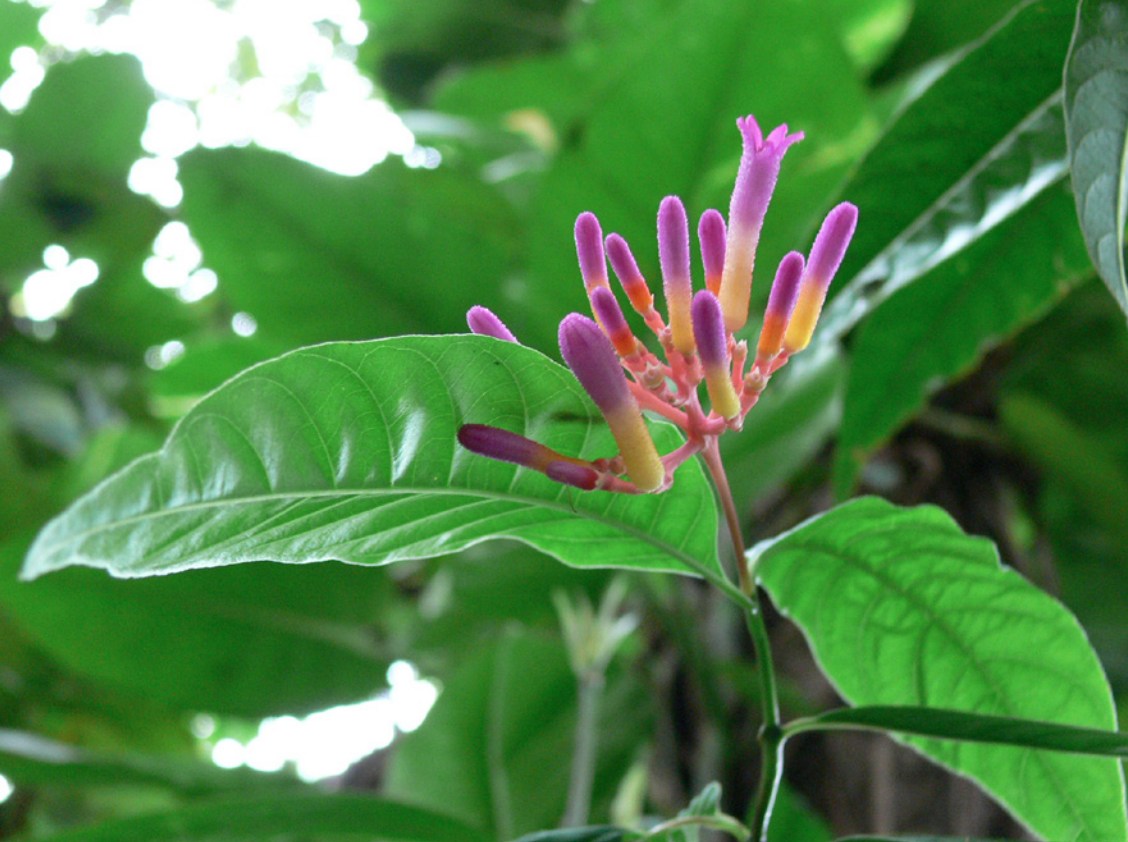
[756,251,805,363]
[698,209,726,295]
[574,211,609,293]
[606,233,654,315]
[467,305,518,343]
[590,286,638,358]
[658,196,695,354]
[783,202,858,354]
[718,117,803,333]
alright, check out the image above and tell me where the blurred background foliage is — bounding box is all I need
[0,0,1123,838]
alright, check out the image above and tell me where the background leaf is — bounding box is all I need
[753,498,1127,842]
[24,336,722,582]
[1065,0,1128,316]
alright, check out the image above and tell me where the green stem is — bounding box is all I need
[699,439,783,842]
[644,812,752,840]
[562,668,603,827]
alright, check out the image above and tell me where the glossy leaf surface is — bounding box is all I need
[754,498,1127,842]
[24,336,721,582]
[1065,0,1128,316]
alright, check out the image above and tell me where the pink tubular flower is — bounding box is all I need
[756,251,805,363]
[783,202,858,354]
[692,291,740,420]
[606,233,654,316]
[467,305,517,342]
[718,117,803,334]
[591,286,638,358]
[698,210,726,296]
[575,212,609,294]
[458,114,855,495]
[659,196,695,354]
[458,424,596,489]
[559,314,665,493]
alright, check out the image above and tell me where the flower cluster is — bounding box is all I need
[459,115,857,494]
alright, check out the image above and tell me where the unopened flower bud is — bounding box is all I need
[575,212,609,293]
[698,209,726,295]
[467,305,518,343]
[783,202,858,354]
[691,291,740,420]
[756,251,804,361]
[606,233,654,314]
[590,287,638,358]
[559,314,664,492]
[658,196,694,354]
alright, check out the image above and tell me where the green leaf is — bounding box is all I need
[177,149,517,346]
[833,182,1090,494]
[836,837,1011,842]
[753,498,1127,842]
[786,705,1128,758]
[24,336,722,582]
[30,793,491,842]
[1065,0,1128,317]
[0,727,294,794]
[1,534,397,716]
[385,630,651,839]
[821,0,1077,341]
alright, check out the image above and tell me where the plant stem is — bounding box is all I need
[699,438,783,842]
[562,668,603,827]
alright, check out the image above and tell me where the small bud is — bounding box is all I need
[590,287,638,358]
[658,196,694,354]
[467,305,518,343]
[698,209,726,295]
[559,314,664,492]
[755,251,804,361]
[783,202,858,354]
[458,424,576,473]
[575,212,609,293]
[718,116,803,333]
[691,291,740,420]
[606,233,654,314]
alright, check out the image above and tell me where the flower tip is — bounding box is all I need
[467,305,517,343]
[698,209,726,294]
[757,251,805,361]
[658,196,694,353]
[575,212,608,291]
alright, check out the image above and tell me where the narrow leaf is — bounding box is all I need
[753,498,1127,842]
[786,705,1128,758]
[30,794,491,842]
[1065,0,1128,316]
[24,336,722,583]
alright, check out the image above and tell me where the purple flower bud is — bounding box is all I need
[559,313,664,491]
[658,196,694,353]
[458,424,556,471]
[698,209,726,295]
[691,290,740,419]
[783,202,858,354]
[575,212,609,292]
[756,251,804,361]
[590,286,637,357]
[718,116,803,333]
[606,233,654,314]
[467,305,517,343]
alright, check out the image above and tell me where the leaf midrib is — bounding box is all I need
[34,483,717,580]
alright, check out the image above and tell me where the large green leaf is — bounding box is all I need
[385,630,651,839]
[23,336,722,582]
[1065,0,1128,317]
[833,183,1090,493]
[31,793,490,842]
[753,498,1127,842]
[1,534,396,716]
[177,149,517,347]
[820,0,1077,342]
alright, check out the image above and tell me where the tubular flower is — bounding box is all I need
[459,114,857,494]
